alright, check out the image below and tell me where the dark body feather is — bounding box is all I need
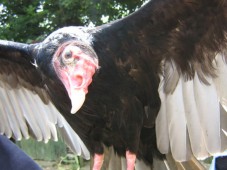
[0,0,226,167]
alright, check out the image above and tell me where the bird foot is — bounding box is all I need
[126,150,136,170]
[92,153,104,170]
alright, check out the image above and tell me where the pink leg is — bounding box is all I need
[92,153,104,170]
[126,150,136,170]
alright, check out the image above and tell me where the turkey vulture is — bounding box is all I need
[0,0,227,169]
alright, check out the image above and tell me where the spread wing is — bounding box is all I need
[0,40,90,159]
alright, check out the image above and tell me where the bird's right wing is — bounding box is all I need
[0,40,90,159]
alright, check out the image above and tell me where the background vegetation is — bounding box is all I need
[0,0,147,42]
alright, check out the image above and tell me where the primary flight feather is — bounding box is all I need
[0,0,227,169]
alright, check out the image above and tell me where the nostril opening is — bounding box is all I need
[75,75,83,87]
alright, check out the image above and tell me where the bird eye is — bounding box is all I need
[65,50,72,59]
[62,49,74,64]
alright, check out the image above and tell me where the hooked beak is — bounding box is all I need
[60,68,96,114]
[70,88,86,114]
[66,72,88,114]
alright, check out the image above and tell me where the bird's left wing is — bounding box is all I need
[0,40,90,159]
[156,53,227,161]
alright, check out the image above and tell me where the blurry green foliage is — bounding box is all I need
[16,138,67,161]
[0,0,147,42]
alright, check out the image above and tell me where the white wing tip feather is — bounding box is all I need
[0,79,90,160]
[158,56,227,162]
[222,129,227,136]
[57,114,90,160]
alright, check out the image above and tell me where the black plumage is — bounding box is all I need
[0,0,227,169]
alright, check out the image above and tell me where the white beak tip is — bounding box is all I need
[70,89,86,114]
[70,107,78,114]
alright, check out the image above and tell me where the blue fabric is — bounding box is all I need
[0,135,42,170]
[215,156,227,170]
[210,153,227,170]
